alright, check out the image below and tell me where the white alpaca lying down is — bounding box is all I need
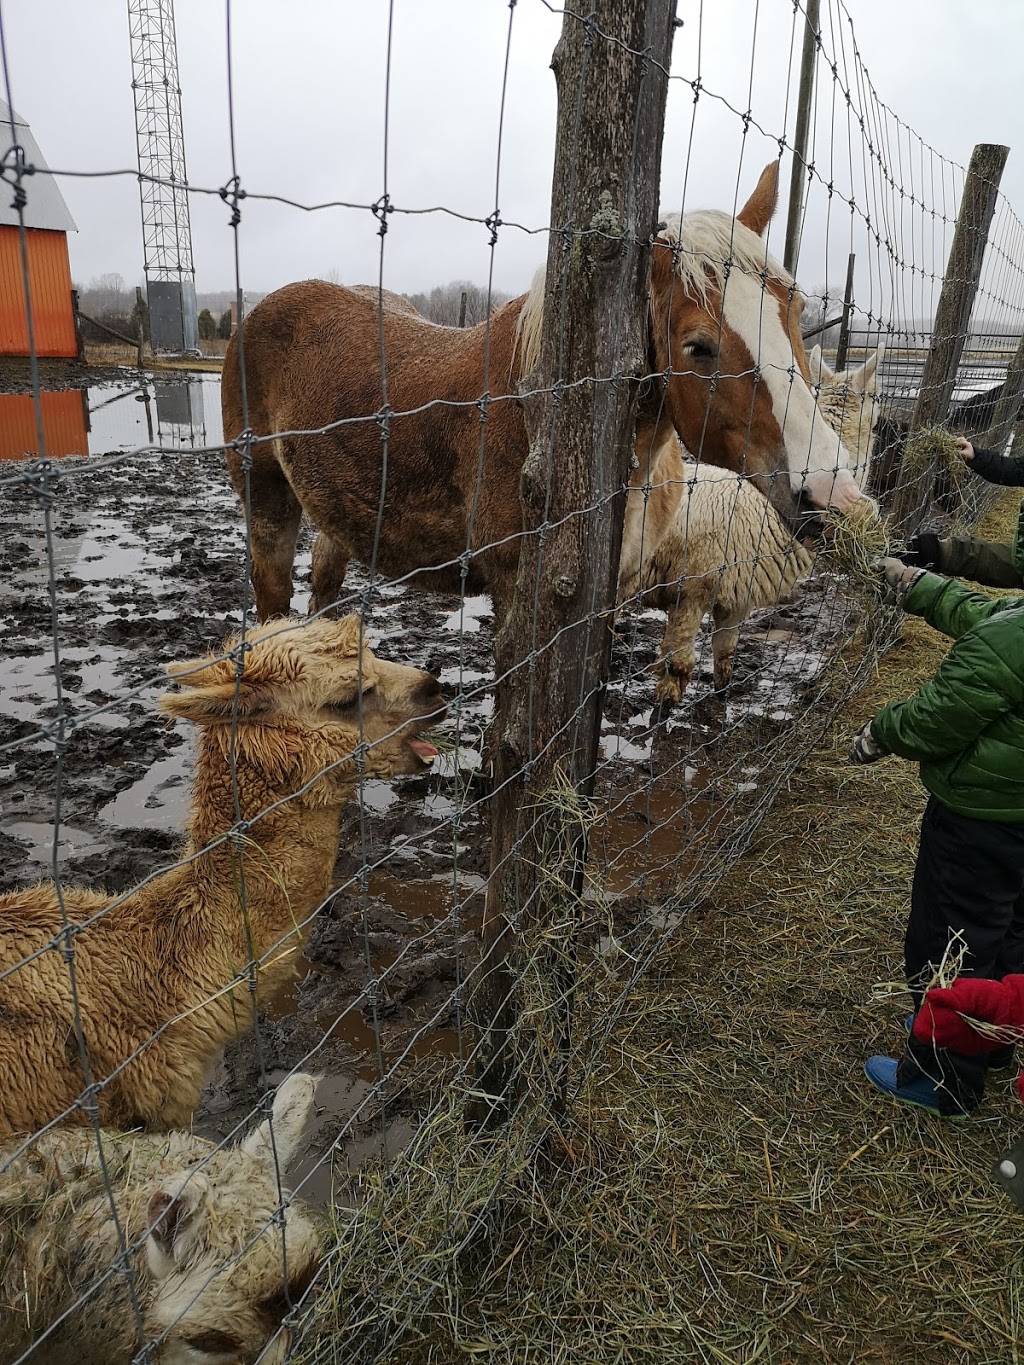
[620,434,812,702]
[0,1073,322,1365]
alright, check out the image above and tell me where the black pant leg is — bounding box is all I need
[899,798,1024,1113]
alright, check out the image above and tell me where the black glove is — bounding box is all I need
[895,532,942,571]
[848,720,886,764]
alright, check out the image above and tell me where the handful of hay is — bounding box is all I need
[899,425,970,496]
[821,502,896,592]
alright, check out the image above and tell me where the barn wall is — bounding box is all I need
[0,226,77,357]
[0,390,89,459]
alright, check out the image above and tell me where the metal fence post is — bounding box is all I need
[470,0,677,1124]
[834,251,856,372]
[892,142,1009,530]
[783,0,821,278]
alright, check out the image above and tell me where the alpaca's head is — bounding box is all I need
[160,615,447,803]
[808,343,885,491]
[144,1074,321,1364]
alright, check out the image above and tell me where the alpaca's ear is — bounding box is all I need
[807,344,826,385]
[241,1073,317,1171]
[159,676,274,724]
[146,1172,210,1278]
[737,161,779,237]
[848,344,883,393]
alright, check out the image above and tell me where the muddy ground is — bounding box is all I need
[0,368,863,1203]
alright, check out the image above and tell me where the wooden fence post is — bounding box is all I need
[978,329,1024,454]
[892,142,1009,531]
[459,290,468,328]
[470,0,677,1123]
[783,0,821,277]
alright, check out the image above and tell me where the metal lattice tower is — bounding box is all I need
[127,0,198,351]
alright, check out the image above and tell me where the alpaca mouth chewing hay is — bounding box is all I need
[408,738,440,763]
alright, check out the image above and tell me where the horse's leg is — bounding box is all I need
[242,452,303,621]
[310,532,351,617]
[710,602,745,690]
[654,575,715,704]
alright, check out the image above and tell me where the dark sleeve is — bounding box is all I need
[969,445,1024,486]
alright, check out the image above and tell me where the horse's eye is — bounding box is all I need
[682,340,715,361]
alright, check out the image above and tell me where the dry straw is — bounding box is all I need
[821,502,896,593]
[900,424,971,496]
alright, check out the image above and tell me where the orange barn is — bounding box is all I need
[0,99,78,358]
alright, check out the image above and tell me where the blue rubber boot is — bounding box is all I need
[863,1055,966,1119]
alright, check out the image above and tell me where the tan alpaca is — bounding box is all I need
[0,614,445,1135]
[620,450,813,702]
[807,343,885,491]
[0,1072,321,1365]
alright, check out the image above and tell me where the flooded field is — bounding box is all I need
[1,364,864,1202]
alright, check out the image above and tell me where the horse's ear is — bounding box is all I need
[737,161,780,237]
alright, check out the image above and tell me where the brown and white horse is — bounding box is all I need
[223,162,869,624]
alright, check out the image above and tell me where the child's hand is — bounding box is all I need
[848,720,886,764]
[955,436,975,462]
[872,556,925,606]
[913,976,1024,1054]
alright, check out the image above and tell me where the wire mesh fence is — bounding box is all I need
[1,1,1023,1361]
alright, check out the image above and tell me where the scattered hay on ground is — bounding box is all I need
[295,493,1024,1365]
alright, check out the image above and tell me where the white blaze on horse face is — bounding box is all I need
[720,268,866,511]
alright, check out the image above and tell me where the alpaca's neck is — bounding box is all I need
[149,733,353,1008]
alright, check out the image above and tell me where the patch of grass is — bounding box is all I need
[295,494,1024,1365]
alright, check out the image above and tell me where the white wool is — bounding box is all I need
[618,442,813,699]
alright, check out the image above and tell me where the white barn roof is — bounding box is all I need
[0,99,76,232]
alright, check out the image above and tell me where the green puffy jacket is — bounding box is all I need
[871,573,1024,822]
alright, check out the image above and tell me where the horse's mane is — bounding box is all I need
[659,208,792,309]
[514,209,793,377]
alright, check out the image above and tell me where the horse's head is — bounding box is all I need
[648,162,872,526]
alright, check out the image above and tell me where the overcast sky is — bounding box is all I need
[4,1,1024,323]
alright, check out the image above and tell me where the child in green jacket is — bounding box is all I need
[849,558,1024,1116]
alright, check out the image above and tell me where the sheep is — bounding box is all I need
[0,1072,321,1365]
[807,343,885,491]
[0,614,446,1136]
[619,434,813,703]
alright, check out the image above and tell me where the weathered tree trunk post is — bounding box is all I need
[470,0,677,1124]
[892,142,1009,531]
[459,290,468,328]
[834,251,856,373]
[783,0,821,278]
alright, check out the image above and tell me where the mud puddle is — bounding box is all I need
[0,420,857,1203]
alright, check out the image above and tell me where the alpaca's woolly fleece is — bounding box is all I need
[619,439,812,701]
[0,614,443,1135]
[0,1074,321,1365]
